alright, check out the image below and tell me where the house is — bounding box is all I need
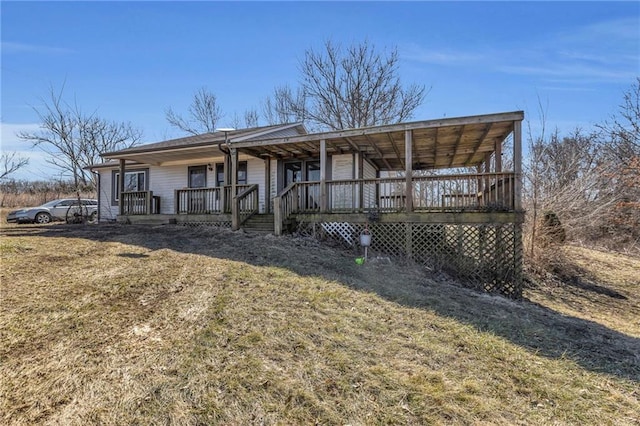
[91,111,525,297]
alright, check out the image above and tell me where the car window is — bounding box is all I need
[55,200,75,207]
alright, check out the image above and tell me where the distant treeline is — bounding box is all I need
[0,179,96,208]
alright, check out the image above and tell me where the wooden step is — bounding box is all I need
[242,214,275,232]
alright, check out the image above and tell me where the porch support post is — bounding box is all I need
[513,120,522,210]
[495,139,502,172]
[146,191,153,215]
[358,152,364,210]
[405,130,413,212]
[264,157,271,214]
[118,159,125,216]
[477,164,484,193]
[320,139,327,213]
[231,148,239,230]
[224,153,231,188]
[484,152,492,198]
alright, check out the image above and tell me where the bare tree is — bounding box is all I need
[261,85,307,125]
[595,78,640,246]
[264,40,427,130]
[244,108,259,128]
[598,77,640,165]
[0,152,29,180]
[166,87,223,135]
[18,85,142,189]
[227,109,259,130]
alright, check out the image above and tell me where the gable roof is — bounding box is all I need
[102,122,306,157]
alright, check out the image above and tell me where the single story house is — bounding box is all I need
[90,111,525,297]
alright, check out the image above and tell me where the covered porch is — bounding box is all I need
[111,111,523,230]
[104,111,525,296]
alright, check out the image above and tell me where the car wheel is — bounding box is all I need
[34,212,52,224]
[88,211,98,223]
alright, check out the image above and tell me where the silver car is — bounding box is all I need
[6,198,98,224]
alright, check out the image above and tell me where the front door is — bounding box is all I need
[284,161,303,187]
[284,160,321,210]
[305,161,320,209]
[188,165,207,212]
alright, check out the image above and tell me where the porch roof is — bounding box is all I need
[232,111,524,171]
[100,122,306,166]
[100,111,523,171]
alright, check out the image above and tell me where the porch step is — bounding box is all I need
[120,216,170,225]
[242,214,275,233]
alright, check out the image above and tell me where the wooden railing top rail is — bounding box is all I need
[284,172,515,187]
[322,172,515,185]
[121,190,151,195]
[276,182,297,198]
[177,187,221,193]
[233,184,258,199]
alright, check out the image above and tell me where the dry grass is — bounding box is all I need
[1,219,639,425]
[526,245,640,338]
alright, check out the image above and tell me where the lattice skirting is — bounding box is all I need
[296,220,523,298]
[177,221,231,228]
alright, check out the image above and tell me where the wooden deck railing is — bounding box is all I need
[224,184,252,214]
[176,187,222,214]
[175,185,253,214]
[121,191,160,215]
[232,184,259,230]
[274,172,516,234]
[412,172,515,211]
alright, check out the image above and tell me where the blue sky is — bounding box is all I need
[1,1,639,180]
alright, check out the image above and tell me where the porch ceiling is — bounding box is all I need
[233,111,523,171]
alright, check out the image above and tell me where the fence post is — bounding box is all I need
[146,191,153,215]
[405,130,413,212]
[405,222,413,259]
[274,197,282,236]
[231,196,239,230]
[292,186,299,213]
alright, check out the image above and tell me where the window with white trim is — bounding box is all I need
[112,169,148,204]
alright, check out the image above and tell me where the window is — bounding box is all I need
[188,165,207,188]
[284,160,320,187]
[112,169,148,204]
[216,164,225,187]
[284,161,302,186]
[215,161,247,186]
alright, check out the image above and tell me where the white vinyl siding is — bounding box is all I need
[363,158,377,209]
[245,157,267,213]
[98,169,118,221]
[98,156,269,218]
[331,154,355,210]
[148,165,192,214]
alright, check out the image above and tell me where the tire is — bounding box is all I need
[88,211,98,223]
[34,212,52,224]
[66,205,88,224]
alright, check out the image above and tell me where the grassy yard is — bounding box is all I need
[1,221,638,425]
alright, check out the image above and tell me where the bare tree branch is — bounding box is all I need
[244,108,259,128]
[17,85,142,188]
[0,152,29,180]
[166,87,222,135]
[263,40,427,130]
